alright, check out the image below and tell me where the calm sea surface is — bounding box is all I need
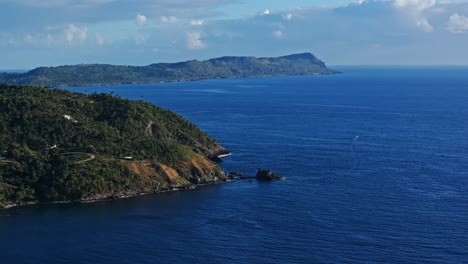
[2,67,468,263]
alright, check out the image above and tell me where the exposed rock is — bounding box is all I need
[256,169,285,181]
[208,146,231,163]
[227,172,244,180]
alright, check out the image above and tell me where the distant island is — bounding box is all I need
[0,53,338,87]
[0,84,230,209]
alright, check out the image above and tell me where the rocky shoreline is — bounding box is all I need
[1,168,284,211]
[0,179,231,211]
[228,169,286,181]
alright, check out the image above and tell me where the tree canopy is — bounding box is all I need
[0,85,227,207]
[0,53,338,86]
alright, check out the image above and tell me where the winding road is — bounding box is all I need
[62,152,96,164]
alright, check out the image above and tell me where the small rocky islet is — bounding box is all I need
[227,169,285,181]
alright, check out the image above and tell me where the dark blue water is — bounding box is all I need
[2,67,468,263]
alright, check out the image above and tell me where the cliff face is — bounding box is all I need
[0,53,338,86]
[0,85,228,208]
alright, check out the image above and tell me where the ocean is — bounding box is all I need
[1,66,468,263]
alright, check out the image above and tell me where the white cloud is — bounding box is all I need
[283,13,293,21]
[273,30,283,38]
[416,17,433,32]
[19,32,57,46]
[262,9,270,15]
[448,13,468,33]
[190,20,205,26]
[160,16,179,23]
[136,14,147,27]
[65,24,87,45]
[394,0,435,11]
[393,0,436,32]
[186,32,205,50]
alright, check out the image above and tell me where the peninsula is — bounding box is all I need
[0,84,230,208]
[0,53,338,87]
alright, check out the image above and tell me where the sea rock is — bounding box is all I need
[255,169,285,181]
[228,172,258,180]
[209,146,231,163]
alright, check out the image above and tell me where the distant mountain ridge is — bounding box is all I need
[0,53,338,86]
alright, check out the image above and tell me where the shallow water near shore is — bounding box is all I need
[2,66,468,263]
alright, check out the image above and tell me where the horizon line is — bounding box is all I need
[2,64,468,72]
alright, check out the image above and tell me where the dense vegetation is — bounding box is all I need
[0,85,228,207]
[0,53,338,86]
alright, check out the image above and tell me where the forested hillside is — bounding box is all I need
[0,85,228,207]
[0,53,338,86]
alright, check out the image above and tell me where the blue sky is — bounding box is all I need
[1,0,468,69]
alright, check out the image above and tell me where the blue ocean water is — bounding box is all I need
[2,67,468,263]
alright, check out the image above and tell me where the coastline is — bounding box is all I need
[0,179,233,211]
[2,52,340,87]
[59,72,340,88]
[5,72,341,89]
[0,145,232,212]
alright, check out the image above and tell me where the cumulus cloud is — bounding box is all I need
[262,9,270,15]
[186,32,205,50]
[448,13,468,33]
[190,20,205,26]
[273,30,283,38]
[20,32,57,46]
[394,0,435,11]
[393,0,436,32]
[415,18,433,31]
[136,14,147,27]
[65,24,87,45]
[283,13,293,21]
[160,16,179,23]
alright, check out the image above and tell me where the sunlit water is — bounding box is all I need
[2,67,468,263]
